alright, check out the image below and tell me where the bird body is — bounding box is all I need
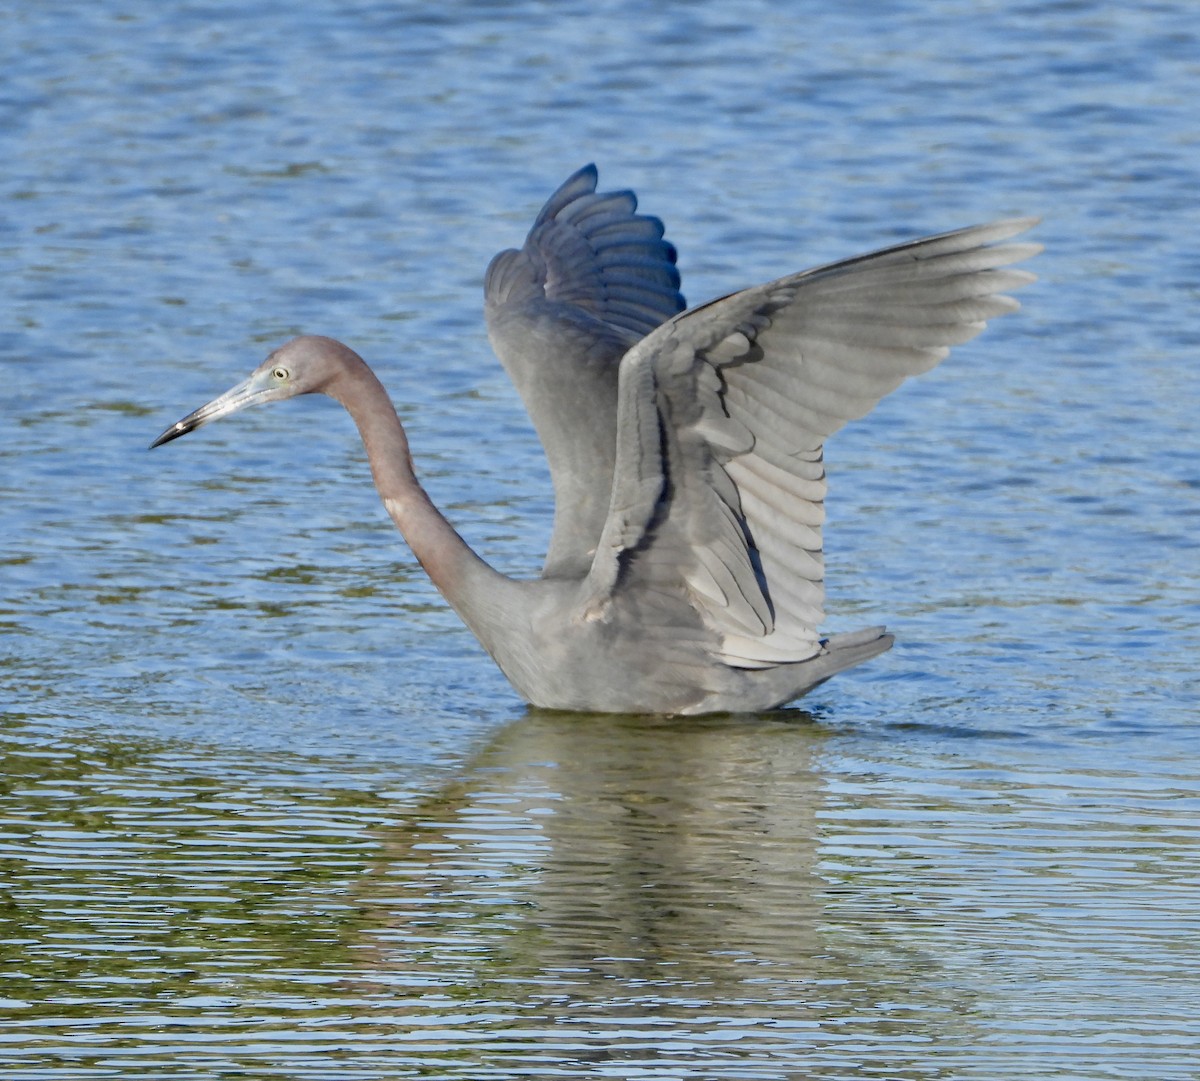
[153,166,1039,715]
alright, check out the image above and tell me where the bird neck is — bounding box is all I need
[326,361,513,636]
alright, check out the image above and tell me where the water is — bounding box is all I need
[3,0,1198,1077]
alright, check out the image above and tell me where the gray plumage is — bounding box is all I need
[153,165,1039,715]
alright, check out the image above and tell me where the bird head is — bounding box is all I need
[150,335,352,448]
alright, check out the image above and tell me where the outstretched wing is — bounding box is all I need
[484,165,686,576]
[580,218,1041,667]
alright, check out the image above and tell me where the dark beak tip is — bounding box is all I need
[150,423,188,449]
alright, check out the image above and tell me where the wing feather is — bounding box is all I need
[483,166,687,576]
[581,216,1041,667]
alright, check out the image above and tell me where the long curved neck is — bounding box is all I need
[326,358,513,638]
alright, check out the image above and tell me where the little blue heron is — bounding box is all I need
[152,165,1039,715]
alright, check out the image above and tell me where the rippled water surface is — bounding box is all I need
[3,1,1199,1077]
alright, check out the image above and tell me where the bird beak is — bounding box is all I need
[150,369,278,449]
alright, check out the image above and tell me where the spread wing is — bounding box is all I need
[580,218,1041,667]
[484,165,686,576]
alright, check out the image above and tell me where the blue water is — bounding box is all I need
[3,1,1198,1078]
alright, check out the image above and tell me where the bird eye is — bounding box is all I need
[272,367,289,381]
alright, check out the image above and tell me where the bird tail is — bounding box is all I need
[755,625,892,709]
[806,625,894,686]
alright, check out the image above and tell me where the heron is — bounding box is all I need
[152,165,1039,715]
